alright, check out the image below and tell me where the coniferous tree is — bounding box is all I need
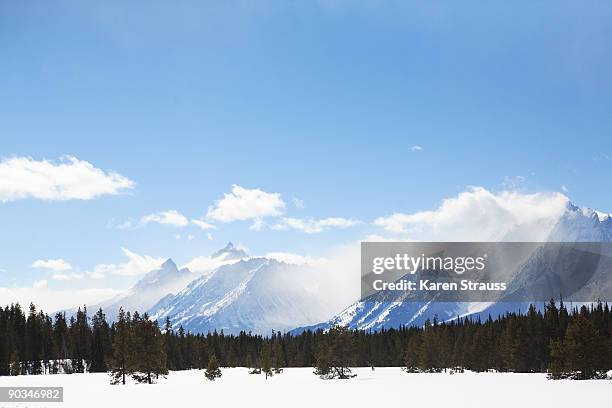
[69,307,91,373]
[261,343,273,380]
[25,303,43,374]
[52,312,70,374]
[1,299,612,380]
[131,314,168,384]
[403,334,421,372]
[563,311,599,379]
[204,354,222,381]
[315,326,356,379]
[271,333,284,374]
[9,350,20,376]
[417,319,439,372]
[110,308,132,385]
[548,339,566,379]
[313,333,332,378]
[90,309,111,373]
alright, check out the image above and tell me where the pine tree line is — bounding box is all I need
[1,299,611,380]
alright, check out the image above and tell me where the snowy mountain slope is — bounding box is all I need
[149,257,334,335]
[211,242,249,260]
[298,202,612,332]
[82,243,247,321]
[87,259,194,321]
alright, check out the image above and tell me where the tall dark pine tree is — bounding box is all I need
[69,307,91,373]
[0,307,9,376]
[548,339,566,379]
[417,319,439,372]
[52,313,69,373]
[313,334,332,378]
[271,332,284,374]
[314,326,356,379]
[25,303,42,374]
[131,314,168,384]
[110,308,132,384]
[403,334,421,372]
[261,343,273,380]
[90,308,111,373]
[1,298,612,380]
[163,317,178,371]
[563,310,599,379]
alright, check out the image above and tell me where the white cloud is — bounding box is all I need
[115,214,216,231]
[31,258,72,272]
[191,218,216,230]
[89,248,164,278]
[374,187,569,241]
[0,156,134,202]
[141,210,190,227]
[207,232,213,241]
[182,253,240,274]
[410,145,423,152]
[175,234,181,240]
[273,217,361,234]
[561,185,569,193]
[206,185,285,222]
[51,272,84,281]
[187,234,195,241]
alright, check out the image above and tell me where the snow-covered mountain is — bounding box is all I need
[84,242,336,334]
[92,259,194,320]
[297,203,612,333]
[211,242,249,260]
[149,257,333,335]
[83,204,612,335]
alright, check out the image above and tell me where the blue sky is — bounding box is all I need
[0,1,611,306]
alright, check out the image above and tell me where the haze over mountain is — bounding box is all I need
[88,258,194,321]
[296,202,612,333]
[84,243,248,320]
[80,202,612,335]
[85,242,338,334]
[149,257,334,335]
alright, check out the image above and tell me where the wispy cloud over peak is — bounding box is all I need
[88,248,165,278]
[191,218,216,230]
[374,186,569,241]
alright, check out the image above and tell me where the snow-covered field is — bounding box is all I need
[1,368,610,408]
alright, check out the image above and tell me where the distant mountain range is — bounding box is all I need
[149,257,333,335]
[85,203,612,335]
[88,258,194,322]
[86,242,334,335]
[294,203,612,333]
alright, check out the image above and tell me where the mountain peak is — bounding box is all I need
[211,242,249,260]
[161,258,178,270]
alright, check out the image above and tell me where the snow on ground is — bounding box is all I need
[1,368,610,408]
